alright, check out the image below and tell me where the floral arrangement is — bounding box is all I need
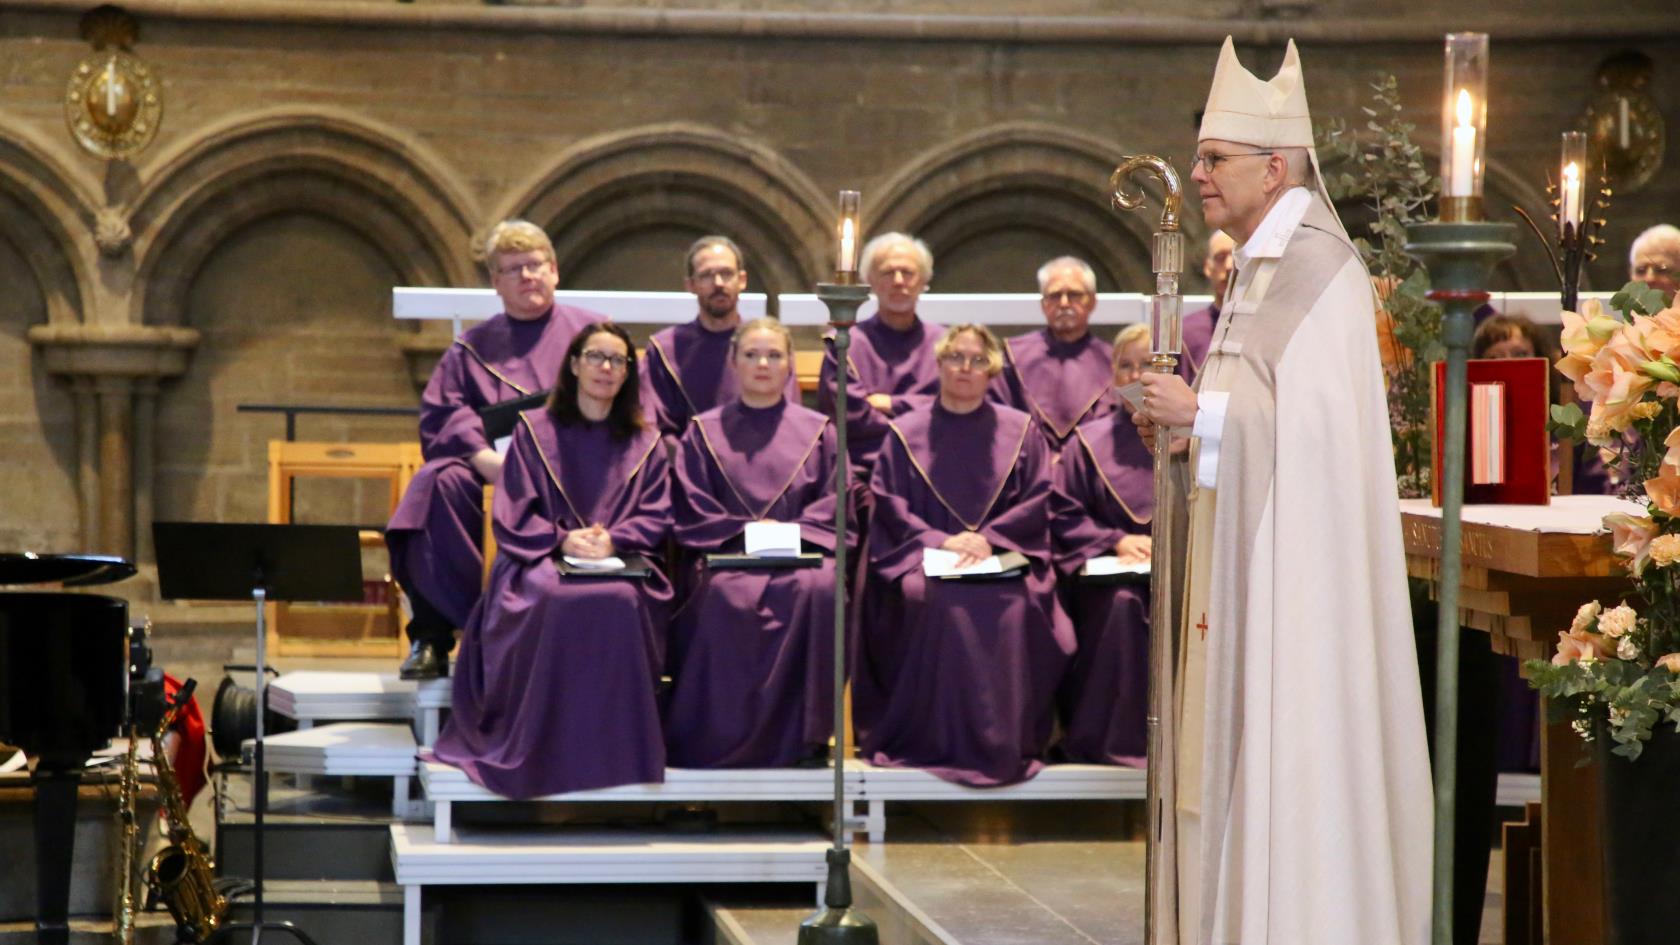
[1528,280,1680,759]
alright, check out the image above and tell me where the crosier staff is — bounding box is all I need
[1111,154,1184,945]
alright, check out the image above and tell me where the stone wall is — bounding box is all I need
[0,2,1674,566]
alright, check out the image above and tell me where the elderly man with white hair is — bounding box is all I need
[817,231,946,468]
[991,256,1115,451]
[1132,37,1431,945]
[1629,223,1680,300]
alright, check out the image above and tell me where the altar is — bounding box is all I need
[1401,495,1642,945]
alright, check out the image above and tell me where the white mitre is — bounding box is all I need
[1199,36,1312,148]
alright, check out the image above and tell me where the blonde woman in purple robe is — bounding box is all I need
[433,322,674,799]
[665,318,850,768]
[854,323,1075,787]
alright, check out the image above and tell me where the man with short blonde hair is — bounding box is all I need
[386,219,605,679]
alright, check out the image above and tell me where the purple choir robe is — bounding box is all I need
[1179,303,1219,385]
[386,305,598,628]
[432,409,673,798]
[1049,413,1155,766]
[818,314,945,467]
[665,400,850,767]
[641,318,801,439]
[990,329,1116,452]
[854,401,1075,786]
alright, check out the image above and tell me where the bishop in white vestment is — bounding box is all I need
[1135,37,1433,945]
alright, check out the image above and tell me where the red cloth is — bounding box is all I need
[162,674,208,808]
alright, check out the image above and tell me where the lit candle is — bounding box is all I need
[1450,89,1476,195]
[835,190,861,277]
[1561,162,1582,235]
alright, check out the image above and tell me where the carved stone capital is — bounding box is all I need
[28,323,201,380]
[94,206,134,257]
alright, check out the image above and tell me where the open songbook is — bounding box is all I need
[1079,555,1150,585]
[921,547,1029,580]
[706,521,823,569]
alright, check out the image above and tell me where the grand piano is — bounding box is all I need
[0,553,136,945]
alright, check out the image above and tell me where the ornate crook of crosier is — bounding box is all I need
[1110,155,1183,233]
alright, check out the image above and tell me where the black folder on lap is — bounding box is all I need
[554,553,655,579]
[933,550,1030,582]
[705,552,825,570]
[478,390,552,442]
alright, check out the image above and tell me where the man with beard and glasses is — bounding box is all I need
[640,236,799,443]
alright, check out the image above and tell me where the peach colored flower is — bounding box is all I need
[1647,307,1680,361]
[1618,636,1642,660]
[1632,401,1664,421]
[1606,512,1658,576]
[1647,468,1680,517]
[1661,382,1680,400]
[1598,603,1638,639]
[1657,653,1680,674]
[1662,427,1680,471]
[1553,626,1615,665]
[1652,534,1680,567]
[1558,305,1620,383]
[1571,600,1603,635]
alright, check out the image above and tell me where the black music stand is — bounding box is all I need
[153,523,363,945]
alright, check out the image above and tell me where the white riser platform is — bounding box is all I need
[268,671,450,746]
[251,722,421,815]
[390,823,827,945]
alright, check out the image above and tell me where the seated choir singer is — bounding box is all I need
[386,219,600,680]
[665,318,850,768]
[853,323,1075,786]
[432,322,674,798]
[1049,322,1155,766]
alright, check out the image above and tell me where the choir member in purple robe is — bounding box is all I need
[854,323,1075,787]
[641,236,800,441]
[664,318,848,767]
[818,232,945,469]
[433,322,674,798]
[1050,331,1155,766]
[1180,230,1234,384]
[387,220,599,680]
[992,256,1116,452]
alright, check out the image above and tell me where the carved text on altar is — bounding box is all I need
[1403,519,1496,563]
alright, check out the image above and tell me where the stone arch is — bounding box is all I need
[130,108,480,325]
[0,116,101,326]
[498,124,832,300]
[871,123,1167,293]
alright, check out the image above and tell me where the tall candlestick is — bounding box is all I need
[835,190,861,279]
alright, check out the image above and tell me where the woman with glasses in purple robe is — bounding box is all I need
[853,323,1075,787]
[433,322,674,799]
[665,318,849,768]
[1050,323,1155,766]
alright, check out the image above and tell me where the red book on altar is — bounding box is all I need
[1430,357,1551,507]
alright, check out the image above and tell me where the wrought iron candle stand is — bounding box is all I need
[1404,219,1516,945]
[797,277,879,945]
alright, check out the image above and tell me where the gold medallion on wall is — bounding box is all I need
[63,6,163,161]
[1581,51,1664,195]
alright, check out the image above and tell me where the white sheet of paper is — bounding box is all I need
[745,521,802,558]
[562,554,626,571]
[922,546,1005,578]
[1115,381,1146,411]
[1082,555,1150,577]
[493,435,513,456]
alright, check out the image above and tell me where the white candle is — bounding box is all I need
[1450,89,1477,195]
[838,218,856,274]
[1561,161,1583,234]
[104,61,119,117]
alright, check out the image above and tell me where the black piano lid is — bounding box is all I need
[0,552,137,587]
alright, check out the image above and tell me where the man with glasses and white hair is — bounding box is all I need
[1132,38,1430,945]
[1629,223,1680,301]
[818,232,945,468]
[640,235,798,440]
[991,256,1115,452]
[386,219,604,680]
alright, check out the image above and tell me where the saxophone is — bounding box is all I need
[143,680,228,943]
[112,717,143,945]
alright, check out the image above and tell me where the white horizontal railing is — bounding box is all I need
[395,287,1607,335]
